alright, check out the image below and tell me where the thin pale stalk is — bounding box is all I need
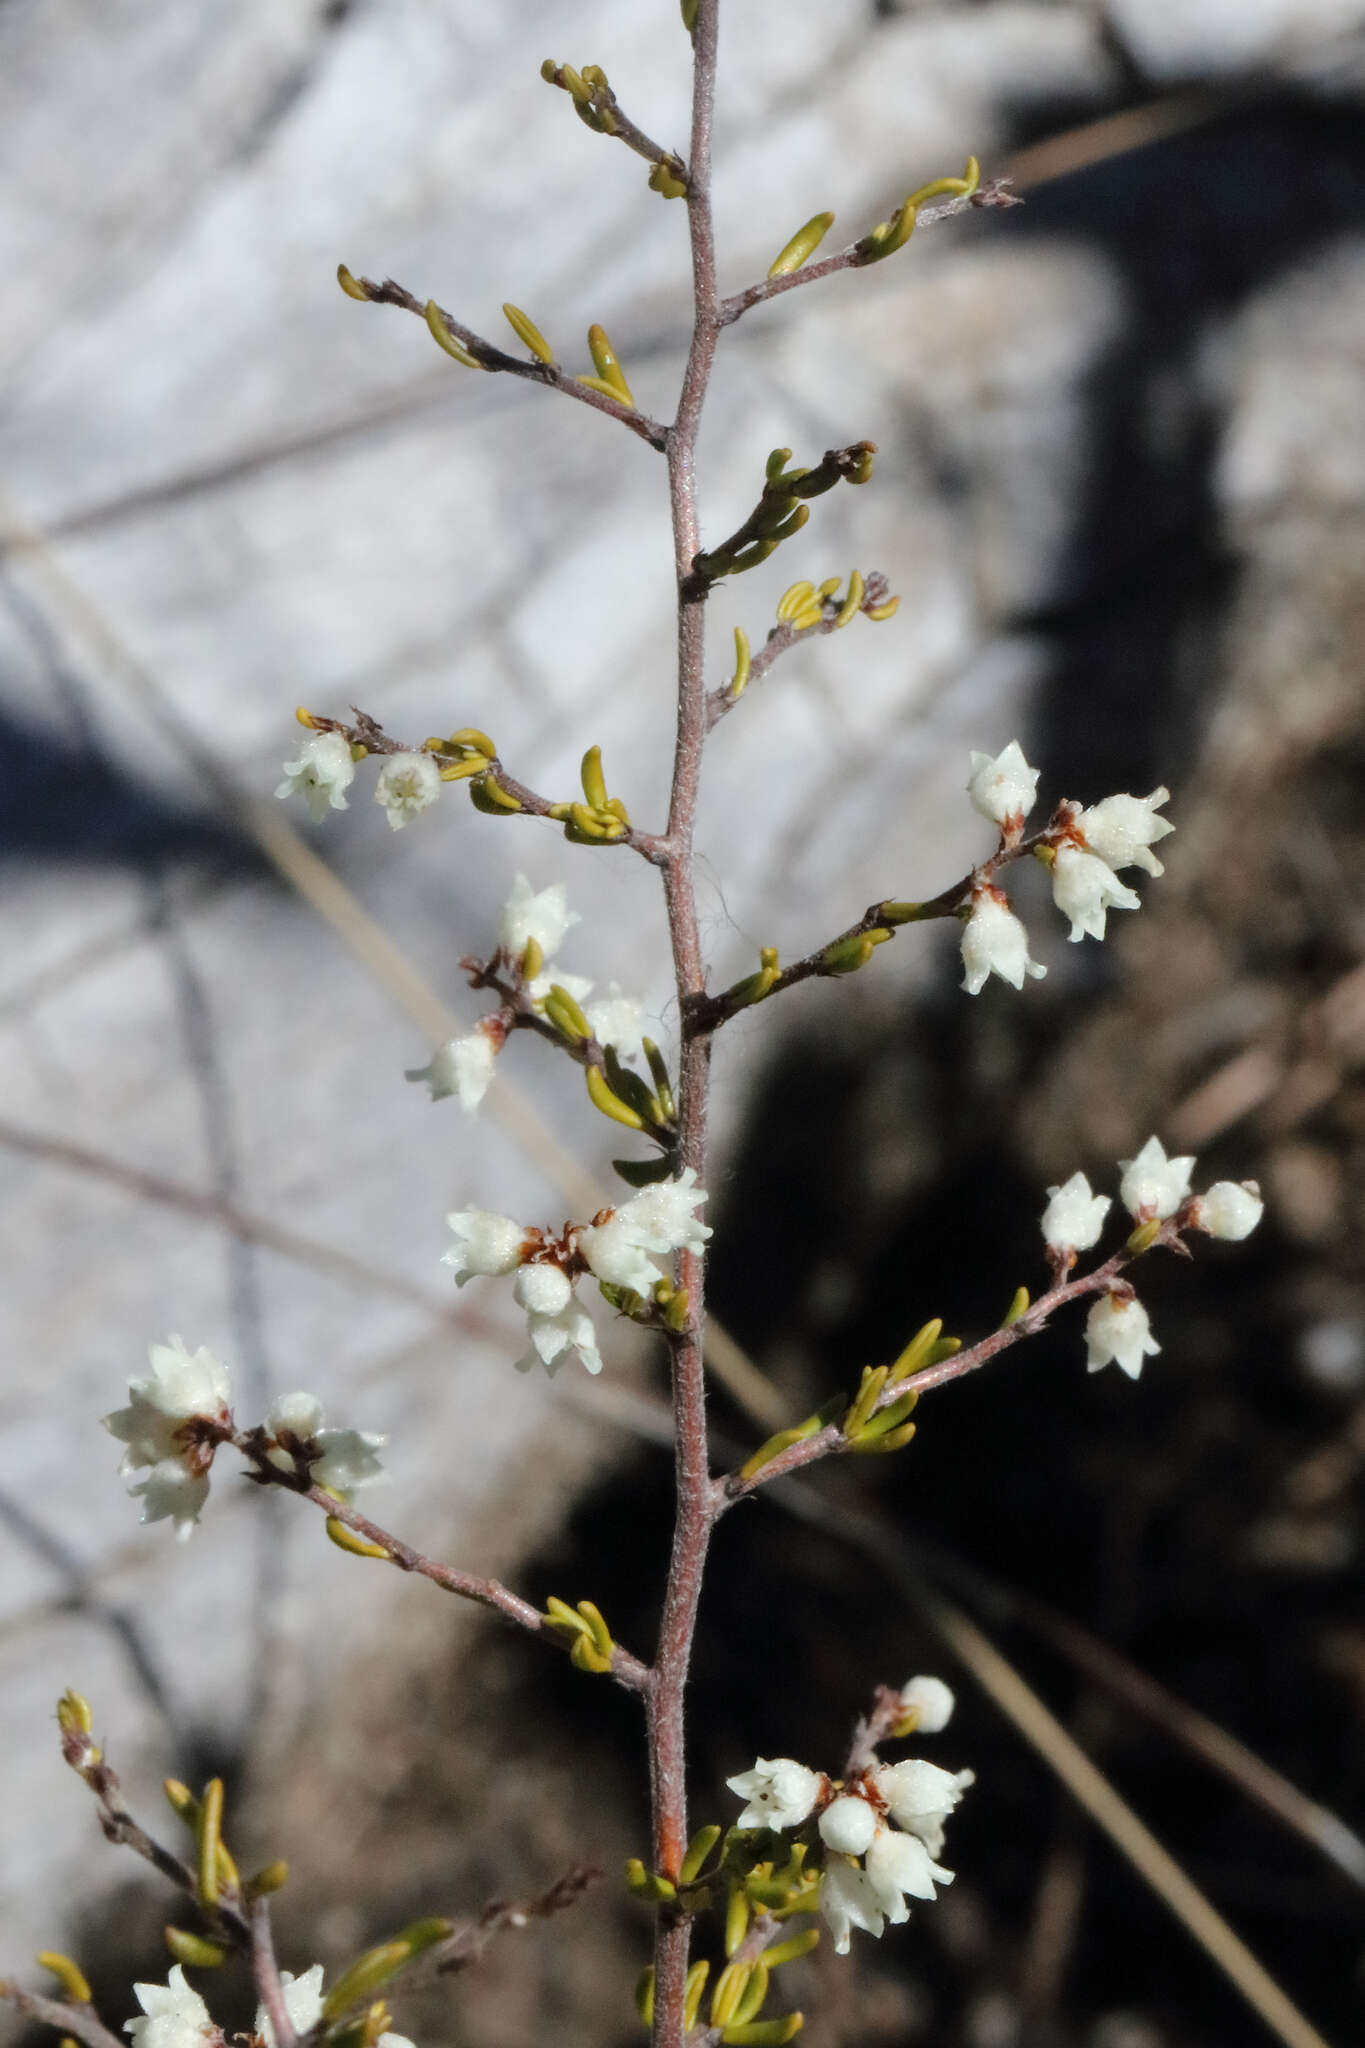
[250,1895,296,2048]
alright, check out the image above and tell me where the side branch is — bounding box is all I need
[235,1442,651,1693]
[719,181,1021,329]
[703,571,892,729]
[0,1987,127,2048]
[336,271,669,451]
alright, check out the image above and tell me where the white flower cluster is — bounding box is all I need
[727,1677,973,1955]
[407,875,647,1113]
[104,1343,387,1538]
[444,1171,711,1377]
[960,741,1175,995]
[1039,1137,1264,1382]
[276,730,442,833]
[124,1963,415,2048]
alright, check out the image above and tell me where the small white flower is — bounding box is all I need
[960,886,1047,996]
[263,1392,386,1493]
[967,741,1041,828]
[126,1966,219,2048]
[1077,787,1174,877]
[517,1293,603,1378]
[580,1171,712,1295]
[513,1263,574,1317]
[1119,1135,1195,1222]
[104,1337,233,1541]
[872,1759,974,1860]
[256,1966,413,2048]
[1050,844,1141,943]
[865,1823,953,1916]
[820,1857,887,1954]
[275,731,355,824]
[577,1214,662,1297]
[726,1757,822,1832]
[818,1794,879,1857]
[406,1027,498,1111]
[1041,1172,1111,1256]
[443,1210,529,1285]
[528,968,593,1008]
[584,986,646,1060]
[1192,1179,1264,1241]
[375,752,442,831]
[1085,1290,1160,1380]
[899,1675,956,1734]
[500,873,578,962]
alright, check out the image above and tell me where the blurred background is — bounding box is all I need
[2,1,1364,2043]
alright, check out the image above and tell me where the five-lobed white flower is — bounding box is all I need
[1085,1290,1161,1380]
[580,1169,712,1296]
[967,741,1041,828]
[443,1210,529,1285]
[1119,1135,1195,1222]
[255,1965,414,2048]
[125,1966,220,2048]
[961,887,1047,996]
[263,1391,387,1494]
[1050,844,1141,943]
[1077,787,1174,877]
[1041,1172,1112,1255]
[500,873,579,962]
[275,732,355,824]
[406,1027,498,1111]
[899,1674,956,1733]
[872,1759,975,1861]
[864,1822,954,1917]
[1193,1179,1264,1241]
[584,986,647,1061]
[375,752,442,831]
[819,1856,886,1955]
[725,1757,822,1832]
[103,1337,233,1542]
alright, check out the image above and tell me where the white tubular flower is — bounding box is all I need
[255,1967,413,2048]
[820,1857,887,1954]
[443,1210,529,1285]
[818,1794,879,1857]
[516,1290,603,1378]
[1118,1135,1195,1222]
[1041,1172,1111,1256]
[406,1026,498,1110]
[262,1392,387,1493]
[126,1966,220,2048]
[1192,1179,1264,1241]
[1085,1289,1160,1380]
[1077,787,1174,877]
[899,1675,956,1734]
[865,1823,953,1917]
[1050,844,1141,943]
[375,751,442,831]
[960,886,1047,996]
[580,1171,712,1294]
[104,1337,233,1541]
[275,731,355,823]
[725,1757,822,1832]
[967,740,1041,828]
[872,1759,975,1860]
[584,986,646,1060]
[500,873,579,961]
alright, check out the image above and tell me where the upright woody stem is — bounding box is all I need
[648,2,723,2042]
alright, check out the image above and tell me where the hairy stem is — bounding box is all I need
[648,3,722,2041]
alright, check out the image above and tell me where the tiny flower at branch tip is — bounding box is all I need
[443,1209,530,1284]
[584,985,647,1061]
[405,1025,498,1110]
[1041,1172,1111,1255]
[104,1337,233,1540]
[1076,786,1174,876]
[263,1390,387,1493]
[500,873,578,961]
[1085,1289,1160,1380]
[819,1795,878,1856]
[960,884,1046,996]
[872,1758,974,1857]
[1050,844,1141,943]
[1119,1135,1195,1223]
[276,730,354,822]
[899,1674,955,1732]
[725,1758,822,1831]
[375,751,442,830]
[1192,1179,1263,1241]
[254,1965,414,2048]
[967,740,1040,828]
